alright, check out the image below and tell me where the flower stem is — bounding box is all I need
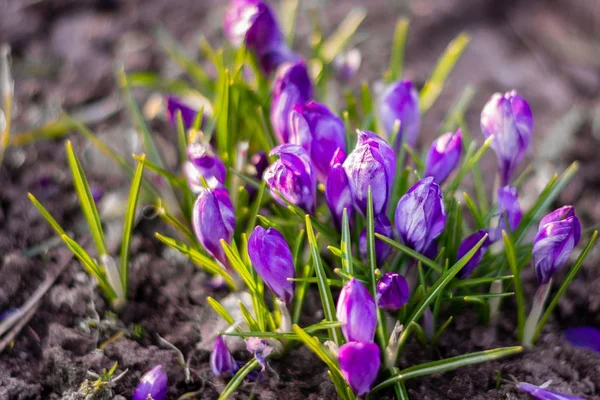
[522,280,551,348]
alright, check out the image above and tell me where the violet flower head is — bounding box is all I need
[325,148,353,230]
[343,130,396,215]
[533,206,581,284]
[456,230,490,279]
[333,48,361,82]
[246,337,273,371]
[359,213,393,263]
[481,90,533,186]
[424,129,462,185]
[377,80,420,149]
[132,365,168,400]
[564,326,600,354]
[376,272,409,311]
[263,144,317,213]
[192,188,236,267]
[497,185,522,235]
[211,335,238,378]
[184,143,227,193]
[395,177,446,253]
[517,382,585,400]
[166,95,206,130]
[248,226,295,304]
[289,101,346,182]
[270,61,313,143]
[338,341,380,397]
[223,0,297,74]
[336,278,377,343]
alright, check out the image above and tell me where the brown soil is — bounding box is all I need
[1,0,600,399]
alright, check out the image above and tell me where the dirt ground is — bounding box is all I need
[1,0,600,399]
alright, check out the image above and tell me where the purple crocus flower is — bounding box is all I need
[359,213,393,263]
[192,188,236,267]
[517,382,585,400]
[481,90,533,186]
[533,206,581,284]
[270,61,313,144]
[223,0,297,74]
[333,48,361,82]
[343,130,396,215]
[263,144,317,213]
[166,95,205,130]
[336,278,377,343]
[497,185,522,234]
[377,80,420,149]
[251,151,269,180]
[289,101,346,183]
[132,365,168,400]
[184,143,227,193]
[456,230,490,279]
[211,335,239,378]
[424,129,462,185]
[246,337,273,372]
[325,148,354,230]
[248,226,295,304]
[376,272,409,310]
[395,177,446,253]
[564,326,600,353]
[338,341,381,396]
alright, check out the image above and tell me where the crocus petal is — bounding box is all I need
[289,101,346,183]
[424,129,462,185]
[184,143,227,192]
[564,326,600,353]
[377,80,420,149]
[376,272,409,310]
[248,226,295,303]
[481,90,533,185]
[395,177,446,253]
[326,148,353,230]
[336,278,377,343]
[338,341,380,396]
[264,144,317,213]
[192,188,236,267]
[497,185,522,233]
[456,230,490,279]
[517,382,585,400]
[211,335,239,377]
[132,365,168,400]
[165,95,206,130]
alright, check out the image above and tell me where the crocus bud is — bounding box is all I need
[289,101,346,182]
[248,226,295,304]
[497,186,522,235]
[251,151,269,180]
[336,278,376,343]
[338,341,381,397]
[325,148,353,230]
[517,382,584,400]
[395,177,446,253]
[481,90,533,185]
[223,0,297,74]
[270,61,313,143]
[263,144,317,213]
[166,95,207,130]
[376,272,409,311]
[359,213,393,262]
[377,80,420,149]
[132,365,168,400]
[343,130,396,215]
[533,206,581,284]
[333,48,361,82]
[456,230,490,279]
[424,129,462,185]
[192,188,236,267]
[184,143,227,193]
[211,335,238,378]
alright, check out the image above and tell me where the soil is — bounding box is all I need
[1,0,600,399]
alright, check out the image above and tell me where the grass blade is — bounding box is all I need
[340,208,353,280]
[207,296,235,326]
[374,234,443,273]
[292,324,342,376]
[503,231,525,341]
[372,346,522,391]
[120,154,145,292]
[218,358,260,400]
[281,0,300,46]
[385,18,410,82]
[419,32,470,115]
[65,141,108,257]
[0,44,13,165]
[321,8,366,63]
[305,216,342,345]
